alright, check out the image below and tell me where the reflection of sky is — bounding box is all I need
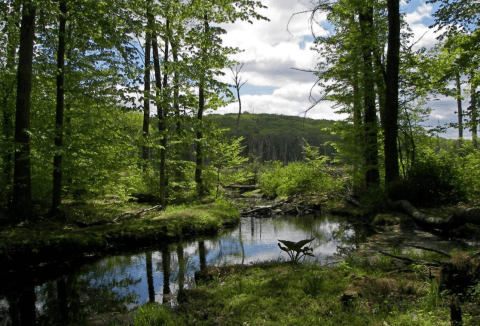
[3,214,359,322]
[82,215,353,307]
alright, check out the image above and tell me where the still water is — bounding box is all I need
[0,214,371,325]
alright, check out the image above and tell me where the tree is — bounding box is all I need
[51,0,68,215]
[359,3,380,188]
[208,135,247,198]
[12,0,36,220]
[1,0,20,203]
[185,0,268,196]
[230,63,247,139]
[142,0,153,162]
[384,0,400,188]
[427,0,480,39]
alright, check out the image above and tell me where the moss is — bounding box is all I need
[0,199,240,272]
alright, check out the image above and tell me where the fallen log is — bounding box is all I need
[389,200,480,231]
[75,205,162,228]
[225,185,257,193]
[241,202,285,216]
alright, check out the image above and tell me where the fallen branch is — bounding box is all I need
[378,250,439,267]
[403,244,452,258]
[75,205,162,228]
[112,205,162,223]
[346,195,361,207]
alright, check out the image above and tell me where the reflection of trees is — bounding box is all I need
[57,277,68,325]
[198,241,206,271]
[4,286,36,326]
[71,256,141,317]
[146,252,155,303]
[177,244,185,292]
[5,255,143,325]
[161,248,171,305]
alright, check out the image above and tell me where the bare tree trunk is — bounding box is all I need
[12,0,36,220]
[236,90,242,138]
[52,0,67,216]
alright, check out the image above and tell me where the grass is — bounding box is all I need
[0,198,240,271]
[133,249,480,326]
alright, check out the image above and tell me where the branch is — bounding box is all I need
[403,244,451,258]
[379,250,440,267]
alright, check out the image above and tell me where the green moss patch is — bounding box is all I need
[0,199,239,272]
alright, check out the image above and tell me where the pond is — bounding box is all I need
[0,214,373,325]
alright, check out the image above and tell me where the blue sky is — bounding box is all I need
[211,0,471,139]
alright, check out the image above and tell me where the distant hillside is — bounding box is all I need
[205,113,339,163]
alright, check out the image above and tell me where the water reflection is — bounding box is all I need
[0,214,371,325]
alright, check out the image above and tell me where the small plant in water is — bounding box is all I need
[278,238,315,263]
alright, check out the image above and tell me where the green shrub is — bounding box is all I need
[393,146,467,206]
[258,160,341,197]
[134,304,174,326]
[460,148,480,205]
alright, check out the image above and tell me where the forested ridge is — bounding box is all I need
[206,113,338,163]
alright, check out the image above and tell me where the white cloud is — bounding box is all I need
[211,0,468,141]
[213,0,342,120]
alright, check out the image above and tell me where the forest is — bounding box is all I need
[0,0,479,218]
[1,0,480,325]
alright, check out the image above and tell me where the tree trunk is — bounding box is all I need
[384,0,401,188]
[2,2,20,203]
[151,22,166,208]
[359,7,379,188]
[455,71,463,146]
[171,39,180,133]
[353,70,362,190]
[12,0,36,220]
[236,86,242,139]
[195,15,209,196]
[470,76,478,149]
[159,19,170,206]
[142,20,151,161]
[51,0,67,216]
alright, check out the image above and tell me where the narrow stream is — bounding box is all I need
[0,214,373,325]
